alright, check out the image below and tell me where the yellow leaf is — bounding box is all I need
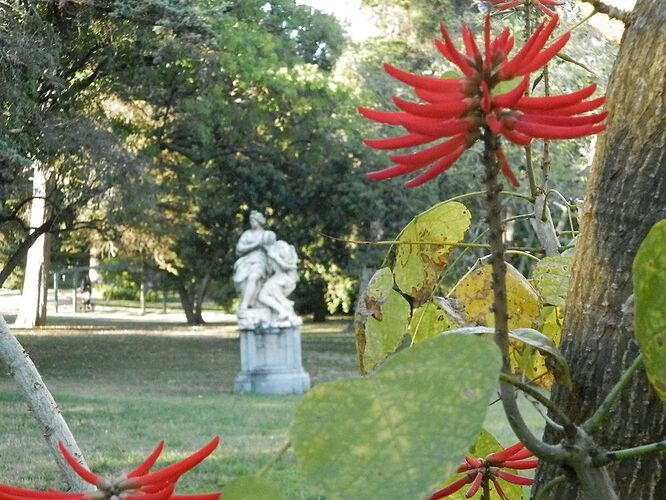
[451,262,542,330]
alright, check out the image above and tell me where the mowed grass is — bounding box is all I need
[0,317,543,497]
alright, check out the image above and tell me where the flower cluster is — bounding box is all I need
[429,441,538,499]
[359,14,606,188]
[489,0,563,18]
[0,437,220,499]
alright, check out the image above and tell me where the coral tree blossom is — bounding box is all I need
[0,437,220,499]
[359,14,606,188]
[430,441,538,499]
[489,0,563,18]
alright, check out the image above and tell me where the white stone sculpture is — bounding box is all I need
[233,211,301,329]
[233,211,310,394]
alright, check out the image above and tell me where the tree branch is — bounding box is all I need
[581,0,633,24]
[0,316,89,490]
[499,373,576,437]
[483,126,566,463]
[593,440,666,466]
[582,354,643,434]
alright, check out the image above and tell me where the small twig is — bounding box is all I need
[593,440,666,467]
[535,474,568,499]
[257,441,292,477]
[321,233,547,253]
[505,249,541,262]
[568,8,599,33]
[499,373,576,437]
[524,390,565,433]
[583,354,643,434]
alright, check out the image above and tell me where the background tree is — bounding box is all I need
[534,0,666,497]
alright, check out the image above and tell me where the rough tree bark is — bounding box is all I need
[533,0,666,497]
[0,316,89,491]
[14,162,51,328]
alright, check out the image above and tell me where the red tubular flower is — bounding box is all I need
[490,0,564,17]
[429,442,538,498]
[0,438,221,500]
[359,14,606,188]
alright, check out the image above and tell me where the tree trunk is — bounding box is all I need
[175,277,207,325]
[14,163,51,328]
[193,273,211,323]
[0,315,89,491]
[533,0,666,497]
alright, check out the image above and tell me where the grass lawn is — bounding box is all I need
[0,315,543,498]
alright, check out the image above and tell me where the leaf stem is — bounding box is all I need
[257,441,291,478]
[535,474,568,499]
[592,440,666,466]
[582,354,644,434]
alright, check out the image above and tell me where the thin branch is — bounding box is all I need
[484,125,565,463]
[580,0,632,24]
[321,233,547,253]
[583,354,644,434]
[0,316,90,490]
[568,8,599,33]
[593,440,666,467]
[499,373,576,437]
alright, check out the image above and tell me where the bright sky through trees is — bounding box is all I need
[296,0,637,42]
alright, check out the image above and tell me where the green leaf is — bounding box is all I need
[410,299,461,343]
[363,289,411,371]
[440,69,462,79]
[494,76,523,95]
[393,201,471,302]
[291,335,502,499]
[363,267,394,315]
[633,219,666,400]
[224,476,281,500]
[510,328,572,390]
[532,255,573,308]
[355,268,410,373]
[442,326,495,336]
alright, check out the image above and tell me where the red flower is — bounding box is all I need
[359,14,606,188]
[0,437,220,499]
[489,0,564,18]
[430,442,538,499]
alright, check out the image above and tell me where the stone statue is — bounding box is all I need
[233,211,300,328]
[233,211,276,311]
[257,240,300,324]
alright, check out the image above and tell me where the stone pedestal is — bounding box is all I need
[234,324,310,395]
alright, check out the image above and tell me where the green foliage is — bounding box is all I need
[224,476,281,500]
[410,299,459,343]
[633,219,666,400]
[532,255,573,308]
[291,334,501,499]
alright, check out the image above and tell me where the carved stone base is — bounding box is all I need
[234,325,310,395]
[237,306,303,330]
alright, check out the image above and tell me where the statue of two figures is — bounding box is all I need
[233,211,302,329]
